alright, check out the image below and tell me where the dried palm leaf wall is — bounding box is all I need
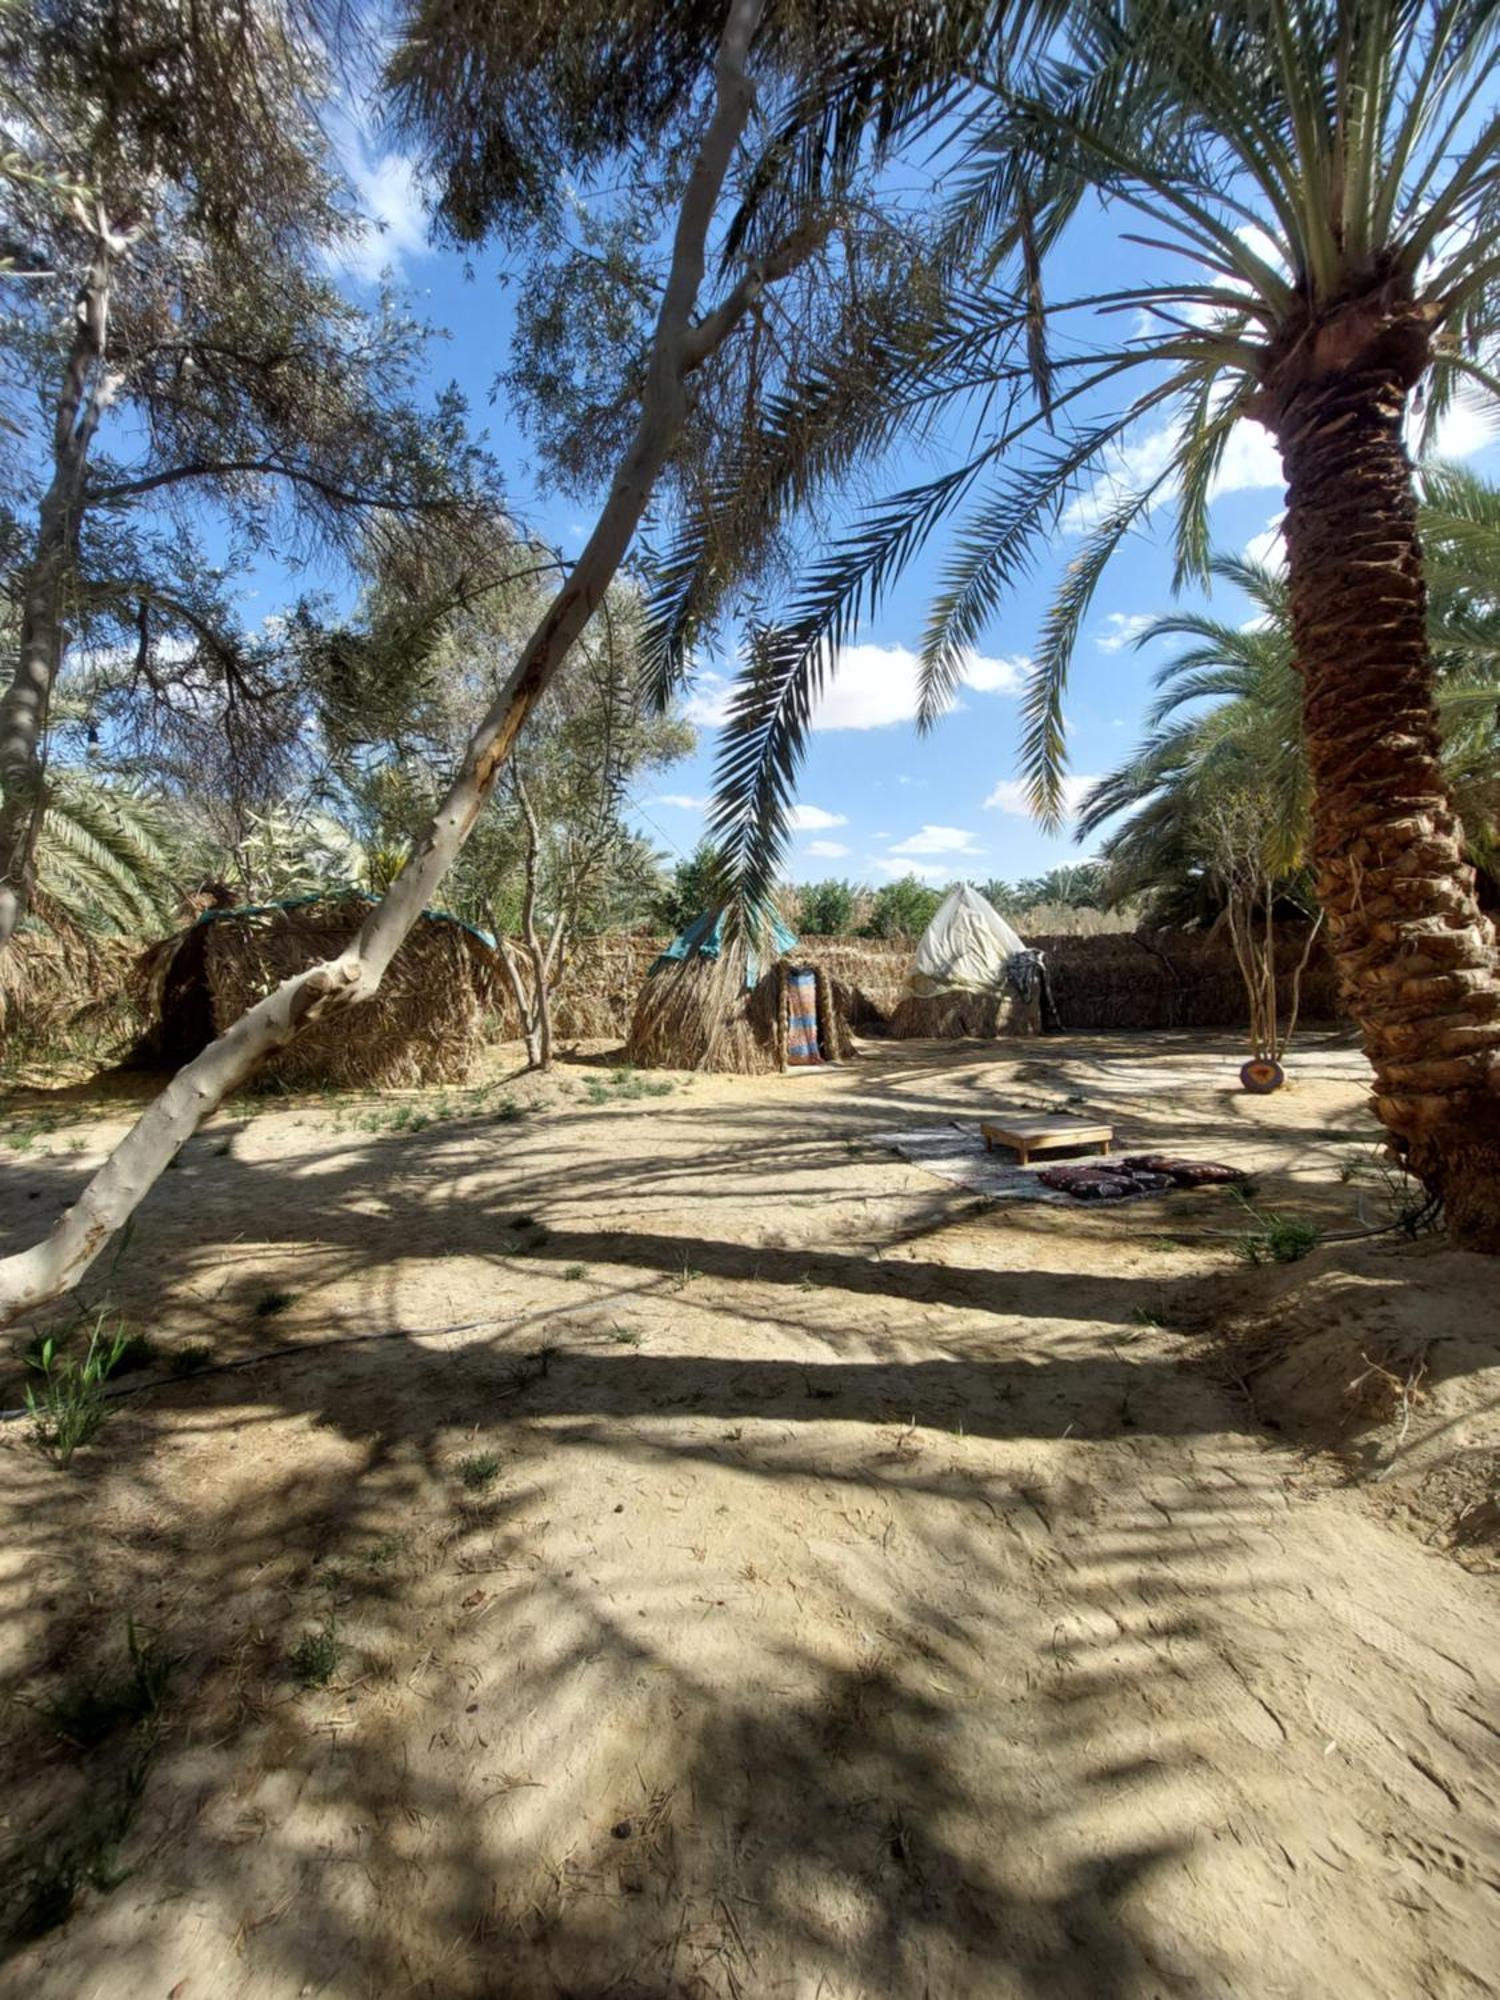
[625,946,854,1074]
[134,897,497,1089]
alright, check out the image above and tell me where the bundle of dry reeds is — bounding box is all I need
[134,897,495,1089]
[887,986,1039,1038]
[0,929,142,1060]
[626,944,854,1073]
[1029,925,1341,1032]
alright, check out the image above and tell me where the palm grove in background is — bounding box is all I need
[0,0,996,1312]
[663,0,1500,1242]
[0,0,1497,1306]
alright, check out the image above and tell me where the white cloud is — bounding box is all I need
[1062,409,1282,534]
[787,803,847,830]
[984,776,1101,820]
[679,645,1026,735]
[1095,612,1158,654]
[336,149,431,285]
[651,793,709,810]
[681,674,732,726]
[811,642,1025,731]
[870,856,950,882]
[805,839,851,859]
[889,824,980,856]
[958,652,1030,692]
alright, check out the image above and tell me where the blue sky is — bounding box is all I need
[326,117,1500,892]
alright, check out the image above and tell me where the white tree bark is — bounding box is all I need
[0,0,794,1319]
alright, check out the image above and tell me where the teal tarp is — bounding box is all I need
[653,905,800,989]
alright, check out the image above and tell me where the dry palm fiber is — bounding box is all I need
[132,894,496,1089]
[801,939,911,1029]
[887,987,1040,1038]
[0,927,141,1051]
[627,943,853,1074]
[1030,925,1340,1033]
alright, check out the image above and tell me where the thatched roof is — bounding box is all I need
[626,915,855,1074]
[131,892,500,1090]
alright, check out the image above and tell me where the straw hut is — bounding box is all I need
[131,892,500,1090]
[888,882,1041,1038]
[625,907,855,1073]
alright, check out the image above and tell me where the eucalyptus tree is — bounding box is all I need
[0,0,490,948]
[0,0,996,1314]
[683,0,1500,1242]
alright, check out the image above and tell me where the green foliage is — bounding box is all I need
[861,876,944,939]
[25,1313,131,1463]
[796,878,857,935]
[287,1617,342,1688]
[458,1451,501,1489]
[167,1343,213,1377]
[1239,1205,1321,1266]
[252,1290,297,1319]
[650,842,727,934]
[34,774,184,936]
[676,0,1500,901]
[583,1067,674,1104]
[45,1621,174,1753]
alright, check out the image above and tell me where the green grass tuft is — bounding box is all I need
[457,1451,501,1489]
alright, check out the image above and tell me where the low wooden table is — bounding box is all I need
[980,1114,1115,1166]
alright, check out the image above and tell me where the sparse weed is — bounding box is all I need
[670,1262,703,1292]
[562,1263,587,1282]
[1127,1304,1173,1328]
[607,1324,640,1346]
[458,1451,501,1489]
[493,1096,524,1122]
[288,1616,342,1688]
[44,1620,174,1750]
[253,1289,297,1318]
[25,1314,131,1463]
[108,1331,156,1376]
[1238,1198,1321,1265]
[167,1342,212,1377]
[10,1621,175,1938]
[584,1067,675,1105]
[360,1533,409,1568]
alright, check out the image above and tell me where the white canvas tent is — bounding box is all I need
[904,882,1025,998]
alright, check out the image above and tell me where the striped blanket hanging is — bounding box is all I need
[785,969,822,1066]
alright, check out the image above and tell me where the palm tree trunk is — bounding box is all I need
[1276,361,1500,1247]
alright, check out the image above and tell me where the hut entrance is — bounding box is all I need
[784,967,824,1066]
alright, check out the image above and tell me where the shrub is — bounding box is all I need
[797,879,857,936]
[861,876,945,939]
[25,1314,131,1463]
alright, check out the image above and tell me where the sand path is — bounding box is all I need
[1,1032,1496,1997]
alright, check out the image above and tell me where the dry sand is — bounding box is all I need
[0,1029,1497,1998]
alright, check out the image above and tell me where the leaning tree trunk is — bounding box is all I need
[0,0,810,1320]
[1275,352,1500,1247]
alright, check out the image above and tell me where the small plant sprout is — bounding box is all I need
[25,1312,131,1463]
[168,1343,213,1376]
[288,1616,342,1688]
[458,1451,501,1489]
[563,1263,587,1282]
[1237,1196,1321,1265]
[253,1289,297,1318]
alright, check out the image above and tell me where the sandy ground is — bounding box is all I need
[0,1029,1497,1998]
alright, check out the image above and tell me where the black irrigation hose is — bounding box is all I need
[0,1309,538,1425]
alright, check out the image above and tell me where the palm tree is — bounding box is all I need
[32,772,183,936]
[685,0,1500,1242]
[1084,526,1500,912]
